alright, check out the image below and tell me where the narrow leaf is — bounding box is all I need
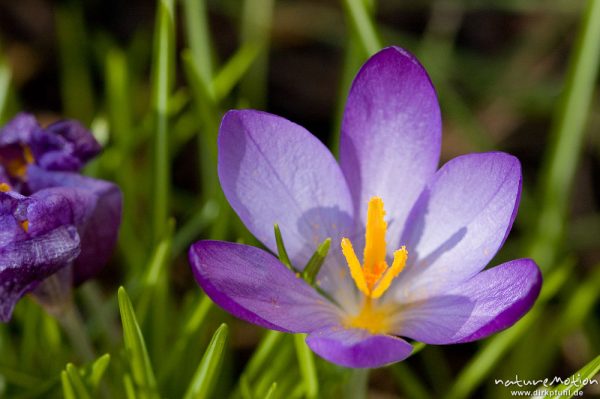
[539,355,600,399]
[183,323,229,399]
[274,224,294,271]
[151,0,175,243]
[118,287,159,399]
[212,41,263,101]
[243,330,284,381]
[294,334,318,399]
[61,371,77,399]
[264,382,278,399]
[342,0,382,55]
[65,364,92,399]
[0,62,10,123]
[87,353,111,390]
[528,0,600,269]
[182,0,214,92]
[303,238,331,285]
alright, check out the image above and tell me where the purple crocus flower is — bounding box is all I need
[0,113,122,321]
[189,47,542,368]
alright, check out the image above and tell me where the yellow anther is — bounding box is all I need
[20,220,29,233]
[371,247,408,299]
[0,182,11,192]
[341,238,369,296]
[23,145,34,164]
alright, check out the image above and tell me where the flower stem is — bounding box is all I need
[345,368,369,399]
[56,298,95,362]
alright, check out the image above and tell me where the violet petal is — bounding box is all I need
[395,258,541,344]
[32,120,101,171]
[27,166,122,284]
[340,47,442,248]
[0,225,80,321]
[395,152,522,299]
[0,113,38,146]
[189,240,341,333]
[218,110,356,299]
[306,326,413,368]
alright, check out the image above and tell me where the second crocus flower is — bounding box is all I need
[0,113,122,321]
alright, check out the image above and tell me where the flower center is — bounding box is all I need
[0,144,35,179]
[341,196,407,333]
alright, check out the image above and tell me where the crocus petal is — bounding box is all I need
[395,152,522,299]
[340,47,441,247]
[218,110,356,303]
[218,110,354,265]
[0,113,38,145]
[0,225,80,321]
[189,240,341,333]
[394,258,541,344]
[26,166,122,284]
[306,326,413,368]
[32,120,101,171]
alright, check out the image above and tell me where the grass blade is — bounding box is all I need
[182,0,214,93]
[342,0,382,55]
[158,294,213,382]
[537,355,600,399]
[239,0,274,107]
[294,334,318,399]
[243,330,284,382]
[65,364,92,399]
[212,41,263,102]
[264,382,277,399]
[55,3,95,123]
[274,224,294,271]
[87,353,111,390]
[118,287,159,399]
[151,0,175,243]
[183,323,229,399]
[528,0,600,270]
[61,371,77,399]
[0,61,10,123]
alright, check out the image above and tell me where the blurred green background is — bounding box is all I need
[0,0,599,398]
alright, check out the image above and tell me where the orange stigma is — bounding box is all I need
[341,197,408,299]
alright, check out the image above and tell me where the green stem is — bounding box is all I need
[56,299,95,363]
[345,368,369,399]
